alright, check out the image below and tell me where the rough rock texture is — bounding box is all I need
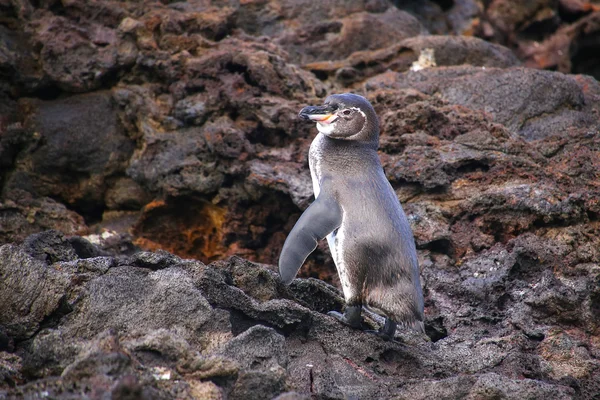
[1,0,600,399]
[304,35,521,85]
[2,231,597,399]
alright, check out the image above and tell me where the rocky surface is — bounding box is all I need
[1,0,600,399]
[1,230,597,399]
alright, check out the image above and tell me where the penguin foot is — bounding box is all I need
[364,329,392,341]
[365,318,397,341]
[327,305,362,329]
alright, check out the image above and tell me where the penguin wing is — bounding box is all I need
[278,190,342,285]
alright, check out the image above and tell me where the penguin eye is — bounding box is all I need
[341,109,352,116]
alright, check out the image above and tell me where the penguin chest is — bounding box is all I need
[308,136,325,198]
[326,225,354,301]
[308,135,354,300]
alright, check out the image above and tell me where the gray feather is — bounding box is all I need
[278,189,342,285]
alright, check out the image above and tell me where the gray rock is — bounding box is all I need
[1,0,600,398]
[1,231,599,398]
[272,393,311,400]
[0,243,71,341]
[5,91,134,218]
[229,368,286,400]
[399,35,520,68]
[22,230,78,264]
[63,266,215,341]
[467,373,575,400]
[367,66,599,141]
[0,190,87,245]
[220,325,287,370]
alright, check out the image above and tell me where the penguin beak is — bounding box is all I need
[299,105,338,124]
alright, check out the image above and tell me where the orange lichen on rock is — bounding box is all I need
[133,199,227,262]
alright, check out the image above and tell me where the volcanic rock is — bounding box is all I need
[1,0,600,399]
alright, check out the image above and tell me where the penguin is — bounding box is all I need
[278,93,424,340]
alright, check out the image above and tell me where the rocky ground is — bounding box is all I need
[1,0,600,399]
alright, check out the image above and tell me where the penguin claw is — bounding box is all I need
[364,329,393,341]
[365,318,398,341]
[327,311,344,320]
[327,310,362,329]
[329,311,400,342]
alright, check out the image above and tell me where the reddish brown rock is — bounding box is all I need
[521,10,600,80]
[305,35,520,84]
[276,6,426,65]
[5,91,135,220]
[367,66,600,141]
[0,190,87,244]
[27,15,136,92]
[0,0,599,398]
[468,0,600,81]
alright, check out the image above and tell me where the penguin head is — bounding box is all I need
[299,93,379,143]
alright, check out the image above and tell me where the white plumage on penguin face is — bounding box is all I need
[317,106,366,139]
[298,93,379,143]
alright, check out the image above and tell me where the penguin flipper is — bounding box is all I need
[278,192,342,285]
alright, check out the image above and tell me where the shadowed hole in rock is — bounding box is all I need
[524,331,545,341]
[532,214,579,230]
[282,312,315,337]
[473,312,504,325]
[509,254,544,282]
[206,374,237,390]
[0,4,15,19]
[99,66,132,90]
[184,83,206,96]
[3,376,16,388]
[587,211,600,222]
[496,293,511,311]
[335,67,360,84]
[426,185,449,195]
[571,33,600,81]
[37,297,73,332]
[133,349,171,365]
[58,195,106,225]
[558,2,593,23]
[352,60,373,72]
[26,0,67,16]
[28,84,63,101]
[228,311,308,338]
[431,0,454,11]
[247,126,290,147]
[225,62,259,88]
[39,171,107,224]
[424,316,448,342]
[308,21,343,37]
[455,160,490,175]
[424,238,453,256]
[518,16,561,42]
[229,310,259,336]
[133,197,227,263]
[311,69,329,81]
[480,217,522,244]
[0,328,11,352]
[588,288,600,321]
